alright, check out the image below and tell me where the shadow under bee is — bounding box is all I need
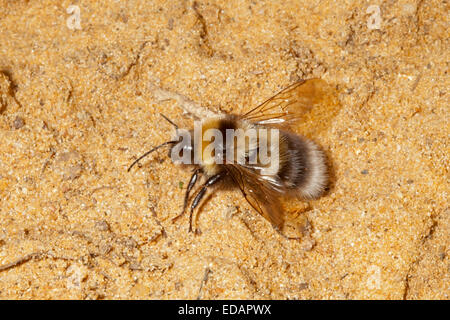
[321,146,337,198]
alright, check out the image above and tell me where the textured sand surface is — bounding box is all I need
[0,0,448,299]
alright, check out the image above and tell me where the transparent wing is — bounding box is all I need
[241,79,339,132]
[225,164,285,231]
[225,164,314,239]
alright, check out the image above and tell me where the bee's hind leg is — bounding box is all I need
[172,168,202,222]
[189,171,226,234]
[274,226,301,241]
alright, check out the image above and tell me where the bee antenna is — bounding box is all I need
[127,140,178,172]
[160,113,179,130]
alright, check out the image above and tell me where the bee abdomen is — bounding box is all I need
[279,132,328,199]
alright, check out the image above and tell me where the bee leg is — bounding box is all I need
[172,168,202,222]
[189,171,226,234]
[274,227,301,241]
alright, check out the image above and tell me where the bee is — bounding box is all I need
[128,79,339,239]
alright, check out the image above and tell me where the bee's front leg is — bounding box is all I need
[189,171,226,234]
[172,168,202,222]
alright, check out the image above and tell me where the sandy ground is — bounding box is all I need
[0,0,448,299]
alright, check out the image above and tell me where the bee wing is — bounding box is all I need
[225,164,285,231]
[241,78,337,127]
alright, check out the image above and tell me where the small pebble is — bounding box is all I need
[13,116,25,129]
[124,237,137,249]
[96,220,110,232]
[361,169,369,175]
[167,18,174,30]
[298,283,309,290]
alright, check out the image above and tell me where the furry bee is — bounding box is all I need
[128,79,337,239]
